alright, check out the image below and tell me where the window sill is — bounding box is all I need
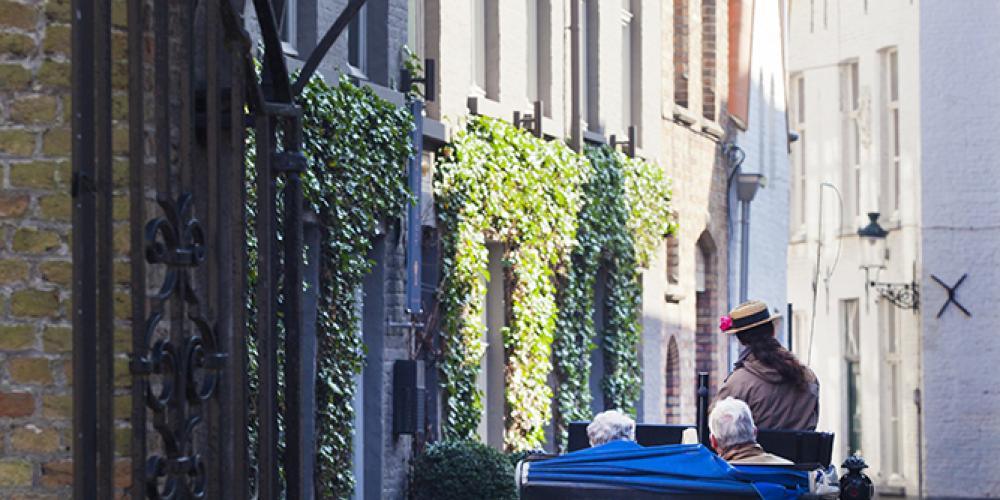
[789,227,808,244]
[672,105,698,127]
[281,41,299,58]
[701,121,725,139]
[583,129,606,145]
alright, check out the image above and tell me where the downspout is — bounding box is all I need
[739,199,751,303]
[569,0,582,152]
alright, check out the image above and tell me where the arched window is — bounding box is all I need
[664,336,680,423]
[695,232,717,395]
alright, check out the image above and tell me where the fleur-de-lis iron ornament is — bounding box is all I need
[130,194,226,499]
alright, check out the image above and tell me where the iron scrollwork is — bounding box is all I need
[870,280,920,311]
[130,193,226,499]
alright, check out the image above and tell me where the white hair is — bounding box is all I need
[708,397,756,450]
[587,409,635,446]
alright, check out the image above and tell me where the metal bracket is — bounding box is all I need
[870,280,920,311]
[513,101,543,138]
[931,274,970,318]
[609,125,637,158]
[401,58,436,101]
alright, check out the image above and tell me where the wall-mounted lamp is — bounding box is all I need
[736,172,765,203]
[857,212,919,310]
[401,58,436,102]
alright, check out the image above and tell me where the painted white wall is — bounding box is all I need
[786,0,921,495]
[920,1,1000,496]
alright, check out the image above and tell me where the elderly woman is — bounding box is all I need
[586,409,637,448]
[709,397,792,465]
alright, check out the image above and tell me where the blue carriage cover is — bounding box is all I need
[525,441,809,500]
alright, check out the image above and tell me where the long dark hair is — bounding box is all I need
[736,323,811,390]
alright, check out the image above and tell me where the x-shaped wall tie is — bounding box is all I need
[931,274,971,318]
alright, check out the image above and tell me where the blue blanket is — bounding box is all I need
[526,441,808,500]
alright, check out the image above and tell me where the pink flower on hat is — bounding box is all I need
[719,316,733,332]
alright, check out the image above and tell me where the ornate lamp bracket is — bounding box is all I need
[869,280,920,310]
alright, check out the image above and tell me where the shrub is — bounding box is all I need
[410,441,517,500]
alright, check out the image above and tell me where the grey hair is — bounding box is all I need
[708,397,757,450]
[587,409,636,446]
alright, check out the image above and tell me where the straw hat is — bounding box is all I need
[719,300,781,335]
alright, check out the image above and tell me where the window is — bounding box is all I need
[701,0,717,120]
[841,61,861,223]
[472,0,486,90]
[348,3,368,75]
[842,299,862,456]
[408,0,425,57]
[791,73,807,229]
[280,0,298,54]
[527,0,539,102]
[534,0,552,115]
[471,0,499,98]
[881,48,900,214]
[621,0,637,130]
[673,0,690,108]
[879,299,903,480]
[582,0,599,131]
[809,0,815,33]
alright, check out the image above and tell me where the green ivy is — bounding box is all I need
[552,146,675,450]
[246,74,413,497]
[434,116,590,450]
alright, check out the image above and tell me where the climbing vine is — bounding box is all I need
[552,146,675,450]
[434,116,590,450]
[247,74,413,497]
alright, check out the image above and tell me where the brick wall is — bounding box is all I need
[0,0,156,497]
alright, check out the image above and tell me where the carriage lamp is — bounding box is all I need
[857,212,919,310]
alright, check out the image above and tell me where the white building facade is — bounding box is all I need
[786,0,922,495]
[789,1,1000,497]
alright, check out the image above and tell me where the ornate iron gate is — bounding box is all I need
[71,0,370,497]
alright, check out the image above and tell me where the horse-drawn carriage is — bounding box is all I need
[517,422,850,499]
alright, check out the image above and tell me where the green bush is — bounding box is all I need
[410,441,517,500]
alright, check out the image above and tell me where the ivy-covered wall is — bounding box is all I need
[434,116,675,452]
[246,74,414,497]
[434,116,590,450]
[552,146,675,449]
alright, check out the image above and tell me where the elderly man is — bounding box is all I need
[709,397,792,465]
[586,409,638,448]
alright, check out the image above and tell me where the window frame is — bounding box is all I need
[620,1,635,131]
[841,60,861,225]
[881,47,901,216]
[280,0,299,56]
[347,2,369,77]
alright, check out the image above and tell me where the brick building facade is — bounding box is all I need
[1,0,132,496]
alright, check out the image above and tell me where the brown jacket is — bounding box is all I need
[722,443,794,466]
[714,352,819,431]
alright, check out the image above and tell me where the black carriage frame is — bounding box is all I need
[69,0,397,497]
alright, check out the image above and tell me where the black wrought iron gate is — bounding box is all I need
[71,0,370,497]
